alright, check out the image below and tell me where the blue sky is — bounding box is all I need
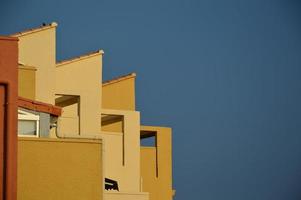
[1,0,301,199]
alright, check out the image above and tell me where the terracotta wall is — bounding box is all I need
[0,36,18,200]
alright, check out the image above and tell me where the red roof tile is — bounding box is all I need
[18,97,62,116]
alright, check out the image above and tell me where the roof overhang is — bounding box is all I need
[18,97,62,116]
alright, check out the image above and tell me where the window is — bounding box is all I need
[18,110,39,137]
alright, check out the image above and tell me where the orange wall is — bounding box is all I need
[0,36,18,200]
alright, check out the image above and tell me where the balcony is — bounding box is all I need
[17,137,103,200]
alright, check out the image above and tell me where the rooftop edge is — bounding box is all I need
[56,50,104,67]
[102,73,136,86]
[10,22,58,37]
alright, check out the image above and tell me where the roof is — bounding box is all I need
[10,22,58,37]
[56,50,104,67]
[0,36,18,41]
[18,97,62,116]
[102,73,136,86]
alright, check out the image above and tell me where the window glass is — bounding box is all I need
[18,120,37,135]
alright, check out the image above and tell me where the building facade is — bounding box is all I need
[1,22,175,200]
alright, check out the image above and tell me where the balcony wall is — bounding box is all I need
[101,109,141,193]
[140,126,174,200]
[105,191,149,200]
[17,138,103,200]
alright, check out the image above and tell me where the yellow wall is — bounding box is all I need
[105,191,149,200]
[17,137,103,200]
[56,51,103,135]
[101,115,123,133]
[140,126,173,200]
[18,65,36,100]
[101,75,174,200]
[56,95,80,135]
[14,23,57,104]
[101,109,141,193]
[102,75,136,110]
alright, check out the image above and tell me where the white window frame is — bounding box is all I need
[18,109,40,137]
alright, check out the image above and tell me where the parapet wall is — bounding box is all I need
[17,138,103,200]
